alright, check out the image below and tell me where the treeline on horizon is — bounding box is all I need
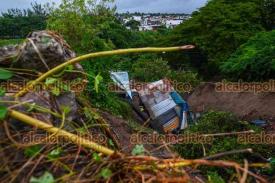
[0,2,50,39]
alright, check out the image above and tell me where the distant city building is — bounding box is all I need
[117,13,191,31]
[165,19,184,29]
[139,25,153,31]
[132,16,142,21]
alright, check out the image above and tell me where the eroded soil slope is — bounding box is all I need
[187,83,275,122]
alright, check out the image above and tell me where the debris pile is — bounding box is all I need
[111,72,189,134]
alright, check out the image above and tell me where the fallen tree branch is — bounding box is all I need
[15,45,194,97]
[8,110,116,156]
[202,130,255,137]
[133,159,267,183]
[202,148,253,160]
[240,159,249,183]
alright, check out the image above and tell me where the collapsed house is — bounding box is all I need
[111,72,189,133]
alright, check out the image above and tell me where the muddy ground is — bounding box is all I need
[187,83,275,123]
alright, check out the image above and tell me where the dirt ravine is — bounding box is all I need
[187,83,275,122]
[100,111,178,158]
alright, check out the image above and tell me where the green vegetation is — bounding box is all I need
[131,55,171,82]
[131,54,200,89]
[262,0,275,30]
[175,111,273,159]
[0,2,49,39]
[175,111,274,178]
[0,39,23,46]
[0,0,274,83]
[47,0,116,52]
[125,20,140,31]
[131,144,145,156]
[221,30,275,81]
[1,0,275,181]
[30,171,55,183]
[207,171,226,183]
[45,0,188,116]
[164,0,274,78]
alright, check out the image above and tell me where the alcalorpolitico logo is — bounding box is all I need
[238,132,275,144]
[130,133,213,144]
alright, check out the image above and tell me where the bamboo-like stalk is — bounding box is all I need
[9,110,116,156]
[15,45,194,97]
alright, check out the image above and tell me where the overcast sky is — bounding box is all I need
[0,0,208,14]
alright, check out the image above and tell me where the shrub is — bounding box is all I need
[168,70,200,92]
[131,55,200,89]
[174,110,274,179]
[164,0,265,78]
[221,30,275,81]
[175,110,273,160]
[131,55,171,82]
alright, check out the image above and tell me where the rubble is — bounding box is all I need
[111,72,190,133]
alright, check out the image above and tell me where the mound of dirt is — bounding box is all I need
[187,83,275,122]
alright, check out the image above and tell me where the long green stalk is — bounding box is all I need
[15,45,194,97]
[9,110,115,156]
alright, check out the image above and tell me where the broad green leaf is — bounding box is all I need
[60,105,71,115]
[66,65,74,71]
[108,139,115,147]
[24,145,41,158]
[51,87,60,96]
[207,171,225,183]
[0,87,5,96]
[45,78,58,86]
[92,152,101,162]
[99,168,112,180]
[94,74,103,93]
[131,144,145,156]
[76,127,86,135]
[0,106,8,120]
[27,103,36,112]
[0,68,13,80]
[48,148,62,160]
[60,83,69,91]
[30,171,55,183]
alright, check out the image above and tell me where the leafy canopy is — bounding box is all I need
[221,30,275,81]
[165,0,267,77]
[0,2,51,38]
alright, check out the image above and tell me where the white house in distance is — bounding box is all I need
[165,19,184,29]
[118,14,191,31]
[139,25,153,31]
[132,16,142,22]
